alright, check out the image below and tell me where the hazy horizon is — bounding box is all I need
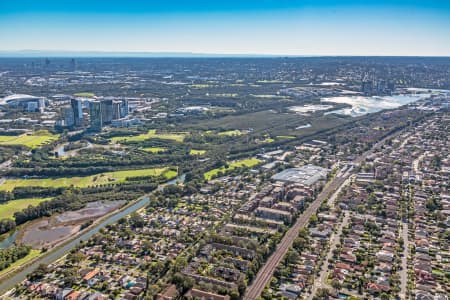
[1,50,450,58]
[1,0,450,56]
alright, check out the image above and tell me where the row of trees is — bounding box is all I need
[6,154,189,177]
[0,219,16,235]
[0,173,168,236]
[0,146,21,164]
[0,187,66,203]
[0,172,167,202]
[0,245,31,271]
[13,181,157,226]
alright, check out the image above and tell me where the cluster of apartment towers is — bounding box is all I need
[63,98,129,131]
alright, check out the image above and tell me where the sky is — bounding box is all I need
[0,0,450,56]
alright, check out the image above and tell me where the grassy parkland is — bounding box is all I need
[110,129,187,143]
[141,147,167,153]
[0,198,51,219]
[0,168,177,192]
[0,131,59,149]
[204,158,262,180]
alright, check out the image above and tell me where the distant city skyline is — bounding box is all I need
[1,0,450,56]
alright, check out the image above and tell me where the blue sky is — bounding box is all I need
[1,0,449,56]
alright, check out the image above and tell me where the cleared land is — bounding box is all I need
[0,132,59,149]
[190,149,206,155]
[111,129,186,143]
[0,168,177,192]
[0,198,51,219]
[204,158,262,180]
[20,201,126,248]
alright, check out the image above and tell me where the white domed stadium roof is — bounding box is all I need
[0,94,41,105]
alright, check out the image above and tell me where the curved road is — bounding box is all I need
[307,212,349,300]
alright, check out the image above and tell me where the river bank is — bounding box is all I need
[0,173,185,294]
[17,200,126,249]
[0,195,150,293]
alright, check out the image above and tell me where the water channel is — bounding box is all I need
[0,174,185,293]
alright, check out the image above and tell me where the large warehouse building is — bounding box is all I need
[271,165,329,186]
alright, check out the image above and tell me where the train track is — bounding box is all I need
[244,126,407,299]
[243,175,347,300]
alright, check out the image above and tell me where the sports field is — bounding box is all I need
[0,168,177,192]
[111,129,186,143]
[0,132,59,149]
[204,158,262,180]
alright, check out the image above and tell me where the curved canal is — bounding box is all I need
[0,195,150,293]
[0,173,185,294]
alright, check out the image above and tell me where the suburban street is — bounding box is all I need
[243,172,349,300]
[0,13,447,299]
[244,176,347,300]
[244,128,406,300]
[307,211,350,300]
[399,222,409,299]
[327,173,353,208]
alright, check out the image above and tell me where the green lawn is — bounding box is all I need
[73,92,95,97]
[0,168,177,192]
[218,130,243,136]
[0,249,41,277]
[0,131,59,149]
[111,129,186,143]
[204,158,262,180]
[190,149,206,155]
[0,198,51,219]
[141,147,167,153]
